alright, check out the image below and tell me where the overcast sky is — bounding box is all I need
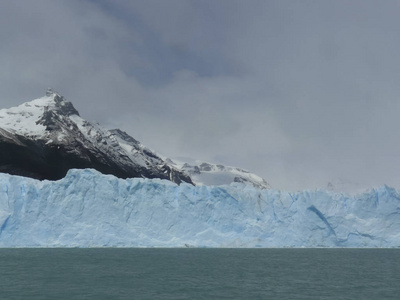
[2,0,400,191]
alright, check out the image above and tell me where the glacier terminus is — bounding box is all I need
[0,169,399,248]
[0,90,400,248]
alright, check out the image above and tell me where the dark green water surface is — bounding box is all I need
[0,248,399,299]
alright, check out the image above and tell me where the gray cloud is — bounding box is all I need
[1,0,400,190]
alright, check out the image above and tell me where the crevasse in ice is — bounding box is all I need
[0,169,399,247]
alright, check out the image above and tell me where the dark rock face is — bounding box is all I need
[0,91,193,185]
[0,134,117,181]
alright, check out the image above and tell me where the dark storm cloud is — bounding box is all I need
[2,0,400,190]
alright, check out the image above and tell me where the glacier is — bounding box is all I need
[0,168,399,248]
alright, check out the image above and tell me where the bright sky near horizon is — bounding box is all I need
[1,0,400,191]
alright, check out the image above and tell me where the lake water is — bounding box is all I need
[0,248,399,299]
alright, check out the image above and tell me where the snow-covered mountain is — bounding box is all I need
[0,169,399,248]
[0,89,273,188]
[0,89,192,184]
[167,158,271,189]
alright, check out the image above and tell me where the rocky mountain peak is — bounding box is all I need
[0,90,192,184]
[44,88,80,117]
[0,90,269,188]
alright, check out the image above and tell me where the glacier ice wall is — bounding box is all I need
[0,169,399,247]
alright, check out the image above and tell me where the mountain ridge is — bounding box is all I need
[0,89,271,188]
[0,89,192,184]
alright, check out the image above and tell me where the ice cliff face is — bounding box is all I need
[0,169,399,248]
